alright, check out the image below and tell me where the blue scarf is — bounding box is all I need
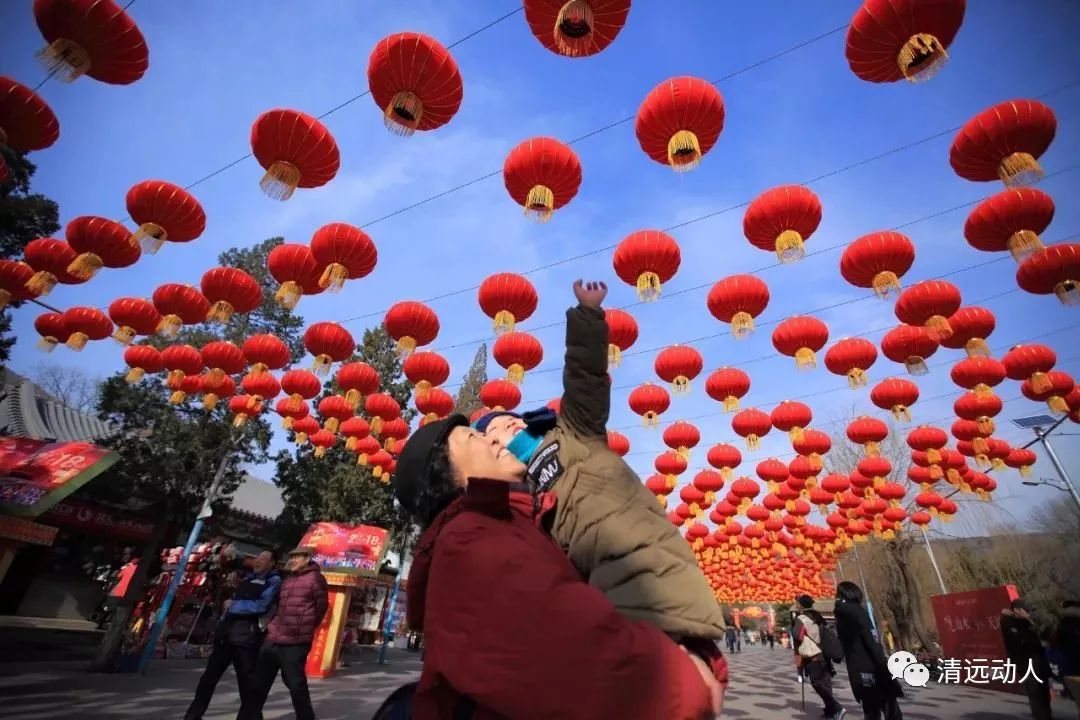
[507,428,545,464]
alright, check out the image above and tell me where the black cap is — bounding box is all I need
[797,594,814,609]
[393,414,468,519]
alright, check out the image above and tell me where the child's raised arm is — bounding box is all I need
[560,279,610,440]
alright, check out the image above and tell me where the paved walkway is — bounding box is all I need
[0,644,1060,719]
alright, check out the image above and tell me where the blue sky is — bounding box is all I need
[3,0,1079,535]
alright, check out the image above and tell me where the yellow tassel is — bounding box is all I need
[507,364,525,385]
[865,441,880,457]
[343,389,362,410]
[66,332,89,351]
[324,418,341,434]
[157,314,183,338]
[789,427,805,444]
[285,394,305,413]
[665,474,677,491]
[26,270,58,296]
[396,336,418,357]
[905,356,928,376]
[1055,280,1080,307]
[170,390,187,404]
[723,396,739,413]
[1019,465,1032,477]
[206,367,226,384]
[672,376,690,395]
[134,222,167,254]
[721,467,732,482]
[976,417,995,435]
[370,417,384,435]
[731,311,755,340]
[385,438,396,453]
[207,300,236,324]
[1031,371,1051,393]
[642,411,658,427]
[373,466,383,479]
[414,381,432,401]
[890,405,910,422]
[259,160,301,201]
[524,185,554,222]
[847,368,867,389]
[312,354,332,376]
[125,367,145,383]
[973,436,990,456]
[553,0,595,56]
[493,310,515,336]
[281,417,294,430]
[897,33,948,83]
[1006,230,1043,262]
[0,289,10,310]
[998,152,1043,188]
[746,434,760,451]
[667,130,702,172]
[608,344,621,368]
[973,383,994,399]
[926,315,953,340]
[636,271,662,302]
[295,432,309,446]
[767,481,779,494]
[775,230,805,264]
[384,91,424,136]
[67,252,103,280]
[655,494,666,509]
[274,281,303,310]
[36,38,91,83]
[204,394,219,410]
[316,262,349,293]
[927,448,942,464]
[345,437,357,452]
[233,414,248,428]
[112,326,136,346]
[314,446,326,458]
[355,453,366,466]
[794,347,817,370]
[871,271,901,299]
[1048,396,1068,415]
[962,338,988,358]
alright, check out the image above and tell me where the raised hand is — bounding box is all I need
[573,279,608,309]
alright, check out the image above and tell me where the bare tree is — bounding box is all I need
[33,364,101,414]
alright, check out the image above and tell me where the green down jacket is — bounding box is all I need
[524,304,727,640]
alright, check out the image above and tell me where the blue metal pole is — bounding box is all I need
[378,579,401,665]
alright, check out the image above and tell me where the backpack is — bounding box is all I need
[798,613,845,663]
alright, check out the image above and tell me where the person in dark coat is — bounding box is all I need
[1002,598,1054,720]
[237,547,328,720]
[1055,600,1080,713]
[725,625,738,654]
[834,581,902,720]
[794,594,846,720]
[388,414,724,719]
[184,550,280,720]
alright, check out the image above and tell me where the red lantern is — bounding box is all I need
[23,238,85,295]
[368,32,463,136]
[895,280,962,339]
[290,416,320,446]
[380,417,410,453]
[125,180,206,255]
[241,334,290,375]
[1002,343,1057,393]
[201,267,262,324]
[857,456,892,488]
[250,109,339,200]
[907,426,948,464]
[756,459,789,494]
[0,77,58,180]
[705,367,750,412]
[955,391,1003,435]
[480,380,521,413]
[318,395,354,434]
[338,416,371,451]
[416,387,454,421]
[523,0,631,57]
[275,398,310,430]
[628,383,670,427]
[170,374,204,405]
[309,429,338,458]
[844,0,965,83]
[952,419,990,456]
[964,188,1054,262]
[66,216,139,280]
[771,401,812,443]
[732,408,772,451]
[161,344,203,386]
[61,306,112,350]
[241,372,280,405]
[123,344,162,383]
[0,260,39,308]
[940,306,995,357]
[707,274,769,340]
[267,244,324,310]
[1005,448,1037,477]
[743,185,822,263]
[107,297,161,346]
[310,222,378,293]
[881,324,938,375]
[402,352,448,400]
[612,230,680,301]
[33,0,149,84]
[950,356,1006,398]
[635,76,724,172]
[656,451,687,489]
[604,308,638,367]
[663,421,700,460]
[1021,370,1074,415]
[772,316,829,370]
[502,137,582,222]
[303,322,355,375]
[384,301,439,356]
[607,430,630,457]
[693,470,724,504]
[794,429,832,473]
[824,337,878,389]
[655,345,703,394]
[336,362,380,409]
[478,273,538,336]
[152,283,210,338]
[839,231,915,299]
[847,416,889,456]
[950,99,1057,187]
[707,443,742,481]
[201,374,236,410]
[1016,243,1080,307]
[364,393,401,435]
[493,332,544,385]
[281,369,322,412]
[200,340,246,382]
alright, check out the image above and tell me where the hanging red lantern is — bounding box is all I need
[379,417,410,453]
[241,334,290,375]
[950,99,1057,187]
[844,0,966,83]
[1022,370,1074,415]
[772,316,829,370]
[679,485,708,516]
[303,321,354,376]
[200,374,236,410]
[707,274,769,340]
[368,32,463,136]
[267,244,325,310]
[951,356,1006,398]
[794,429,832,473]
[416,387,454,422]
[1016,243,1080,307]
[290,416,320,446]
[940,306,995,358]
[23,238,85,295]
[964,188,1054,262]
[107,297,161,346]
[655,345,703,394]
[1002,343,1057,393]
[705,367,750,412]
[349,434,380,465]
[339,416,371,452]
[771,401,812,443]
[655,451,687,490]
[881,324,938,375]
[907,426,948,464]
[744,185,822,263]
[250,109,339,200]
[309,222,378,293]
[201,267,262,324]
[0,260,38,308]
[663,420,700,460]
[402,352,449,400]
[756,459,789,494]
[152,283,210,338]
[707,443,742,481]
[384,301,439,356]
[161,344,203,386]
[318,395,354,434]
[635,76,724,172]
[824,337,879,389]
[0,77,59,180]
[607,430,630,457]
[336,361,380,409]
[821,473,850,504]
[125,180,206,255]
[839,231,916,299]
[955,391,1003,435]
[502,137,582,222]
[61,306,112,350]
[895,280,962,339]
[613,229,681,301]
[33,0,149,84]
[628,383,670,427]
[693,469,725,505]
[364,393,402,435]
[241,372,280,406]
[1005,448,1037,477]
[275,398,310,430]
[857,455,892,489]
[281,369,322,413]
[170,374,203,405]
[984,438,1013,471]
[732,408,772,451]
[308,429,338,458]
[200,340,246,382]
[604,308,638,367]
[65,216,139,280]
[479,379,521,413]
[847,416,889,456]
[523,0,631,57]
[123,344,162,383]
[478,273,539,336]
[952,419,990,457]
[493,332,544,385]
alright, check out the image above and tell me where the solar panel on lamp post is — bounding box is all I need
[1011,414,1080,517]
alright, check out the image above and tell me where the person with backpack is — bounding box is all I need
[794,594,847,720]
[835,582,903,720]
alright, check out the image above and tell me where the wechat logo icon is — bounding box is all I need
[888,650,930,688]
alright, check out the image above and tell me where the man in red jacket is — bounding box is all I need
[237,546,328,720]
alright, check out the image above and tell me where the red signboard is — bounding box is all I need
[298,522,390,576]
[0,514,59,545]
[0,437,118,517]
[40,498,155,541]
[931,585,1020,693]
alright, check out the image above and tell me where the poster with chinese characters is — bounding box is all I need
[298,522,390,576]
[0,437,118,517]
[931,585,1022,694]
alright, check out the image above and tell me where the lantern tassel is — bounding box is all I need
[259,161,302,201]
[794,347,817,370]
[170,390,187,404]
[973,437,990,456]
[207,300,236,324]
[324,418,340,433]
[295,432,309,446]
[926,315,953,340]
[745,434,760,451]
[847,368,867,389]
[36,38,91,83]
[1031,371,1051,394]
[965,338,989,358]
[775,230,805,264]
[125,367,145,383]
[871,270,901,299]
[553,0,595,56]
[36,336,58,353]
[672,376,690,395]
[384,91,424,136]
[396,336,418,357]
[897,33,948,83]
[998,152,1044,188]
[905,356,929,376]
[67,252,103,280]
[134,222,168,254]
[281,417,295,430]
[1048,396,1068,415]
[731,311,755,340]
[318,262,350,293]
[26,271,58,296]
[157,314,183,338]
[344,389,362,409]
[608,343,622,368]
[1054,280,1080,307]
[112,326,136,346]
[204,394,220,411]
[312,354,333,376]
[524,185,554,222]
[635,271,662,302]
[1019,465,1033,477]
[274,281,303,310]
[66,332,90,351]
[723,395,739,413]
[1007,230,1043,262]
[667,130,702,172]
[507,364,525,385]
[493,310,515,336]
[975,417,995,435]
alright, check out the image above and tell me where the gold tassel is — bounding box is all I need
[998,152,1043,187]
[1031,371,1051,393]
[66,332,89,351]
[746,434,760,451]
[396,336,418,357]
[665,475,676,491]
[608,344,621,368]
[384,91,424,136]
[414,381,432,401]
[721,467,732,482]
[871,271,901,299]
[991,458,1006,471]
[134,222,168,254]
[170,390,187,404]
[926,315,952,340]
[848,368,867,389]
[795,347,817,370]
[731,311,755,340]
[865,441,880,457]
[636,271,661,302]
[344,389,362,409]
[667,130,702,172]
[973,437,990,456]
[206,367,226,384]
[767,481,779,494]
[259,161,302,201]
[314,446,327,458]
[897,33,948,83]
[282,417,295,430]
[1007,230,1043,262]
[676,446,690,461]
[524,185,554,222]
[324,418,340,433]
[204,394,219,411]
[973,383,994,399]
[157,314,183,338]
[1019,465,1032,477]
[125,367,145,383]
[507,364,525,385]
[493,310,515,336]
[345,437,358,451]
[0,289,10,309]
[233,414,248,428]
[976,417,995,435]
[286,394,304,413]
[927,448,942,464]
[975,454,990,470]
[553,0,595,56]
[36,38,91,83]
[274,281,303,310]
[655,494,667,509]
[891,405,911,422]
[370,417,384,435]
[207,300,236,324]
[295,432,309,446]
[723,395,739,413]
[672,376,690,395]
[1048,396,1068,415]
[1055,280,1079,307]
[965,338,990,358]
[312,354,332,376]
[355,453,367,466]
[905,356,928,375]
[26,270,58,296]
[112,326,136,346]
[775,230,805,264]
[67,252,103,280]
[317,263,349,293]
[789,427,805,444]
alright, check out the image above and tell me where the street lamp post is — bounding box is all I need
[921,530,948,595]
[1012,415,1080,518]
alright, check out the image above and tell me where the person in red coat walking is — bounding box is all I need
[237,546,328,720]
[390,414,723,719]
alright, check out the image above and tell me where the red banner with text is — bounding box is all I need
[931,585,1020,694]
[0,437,118,517]
[298,522,390,576]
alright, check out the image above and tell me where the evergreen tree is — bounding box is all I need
[453,343,488,416]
